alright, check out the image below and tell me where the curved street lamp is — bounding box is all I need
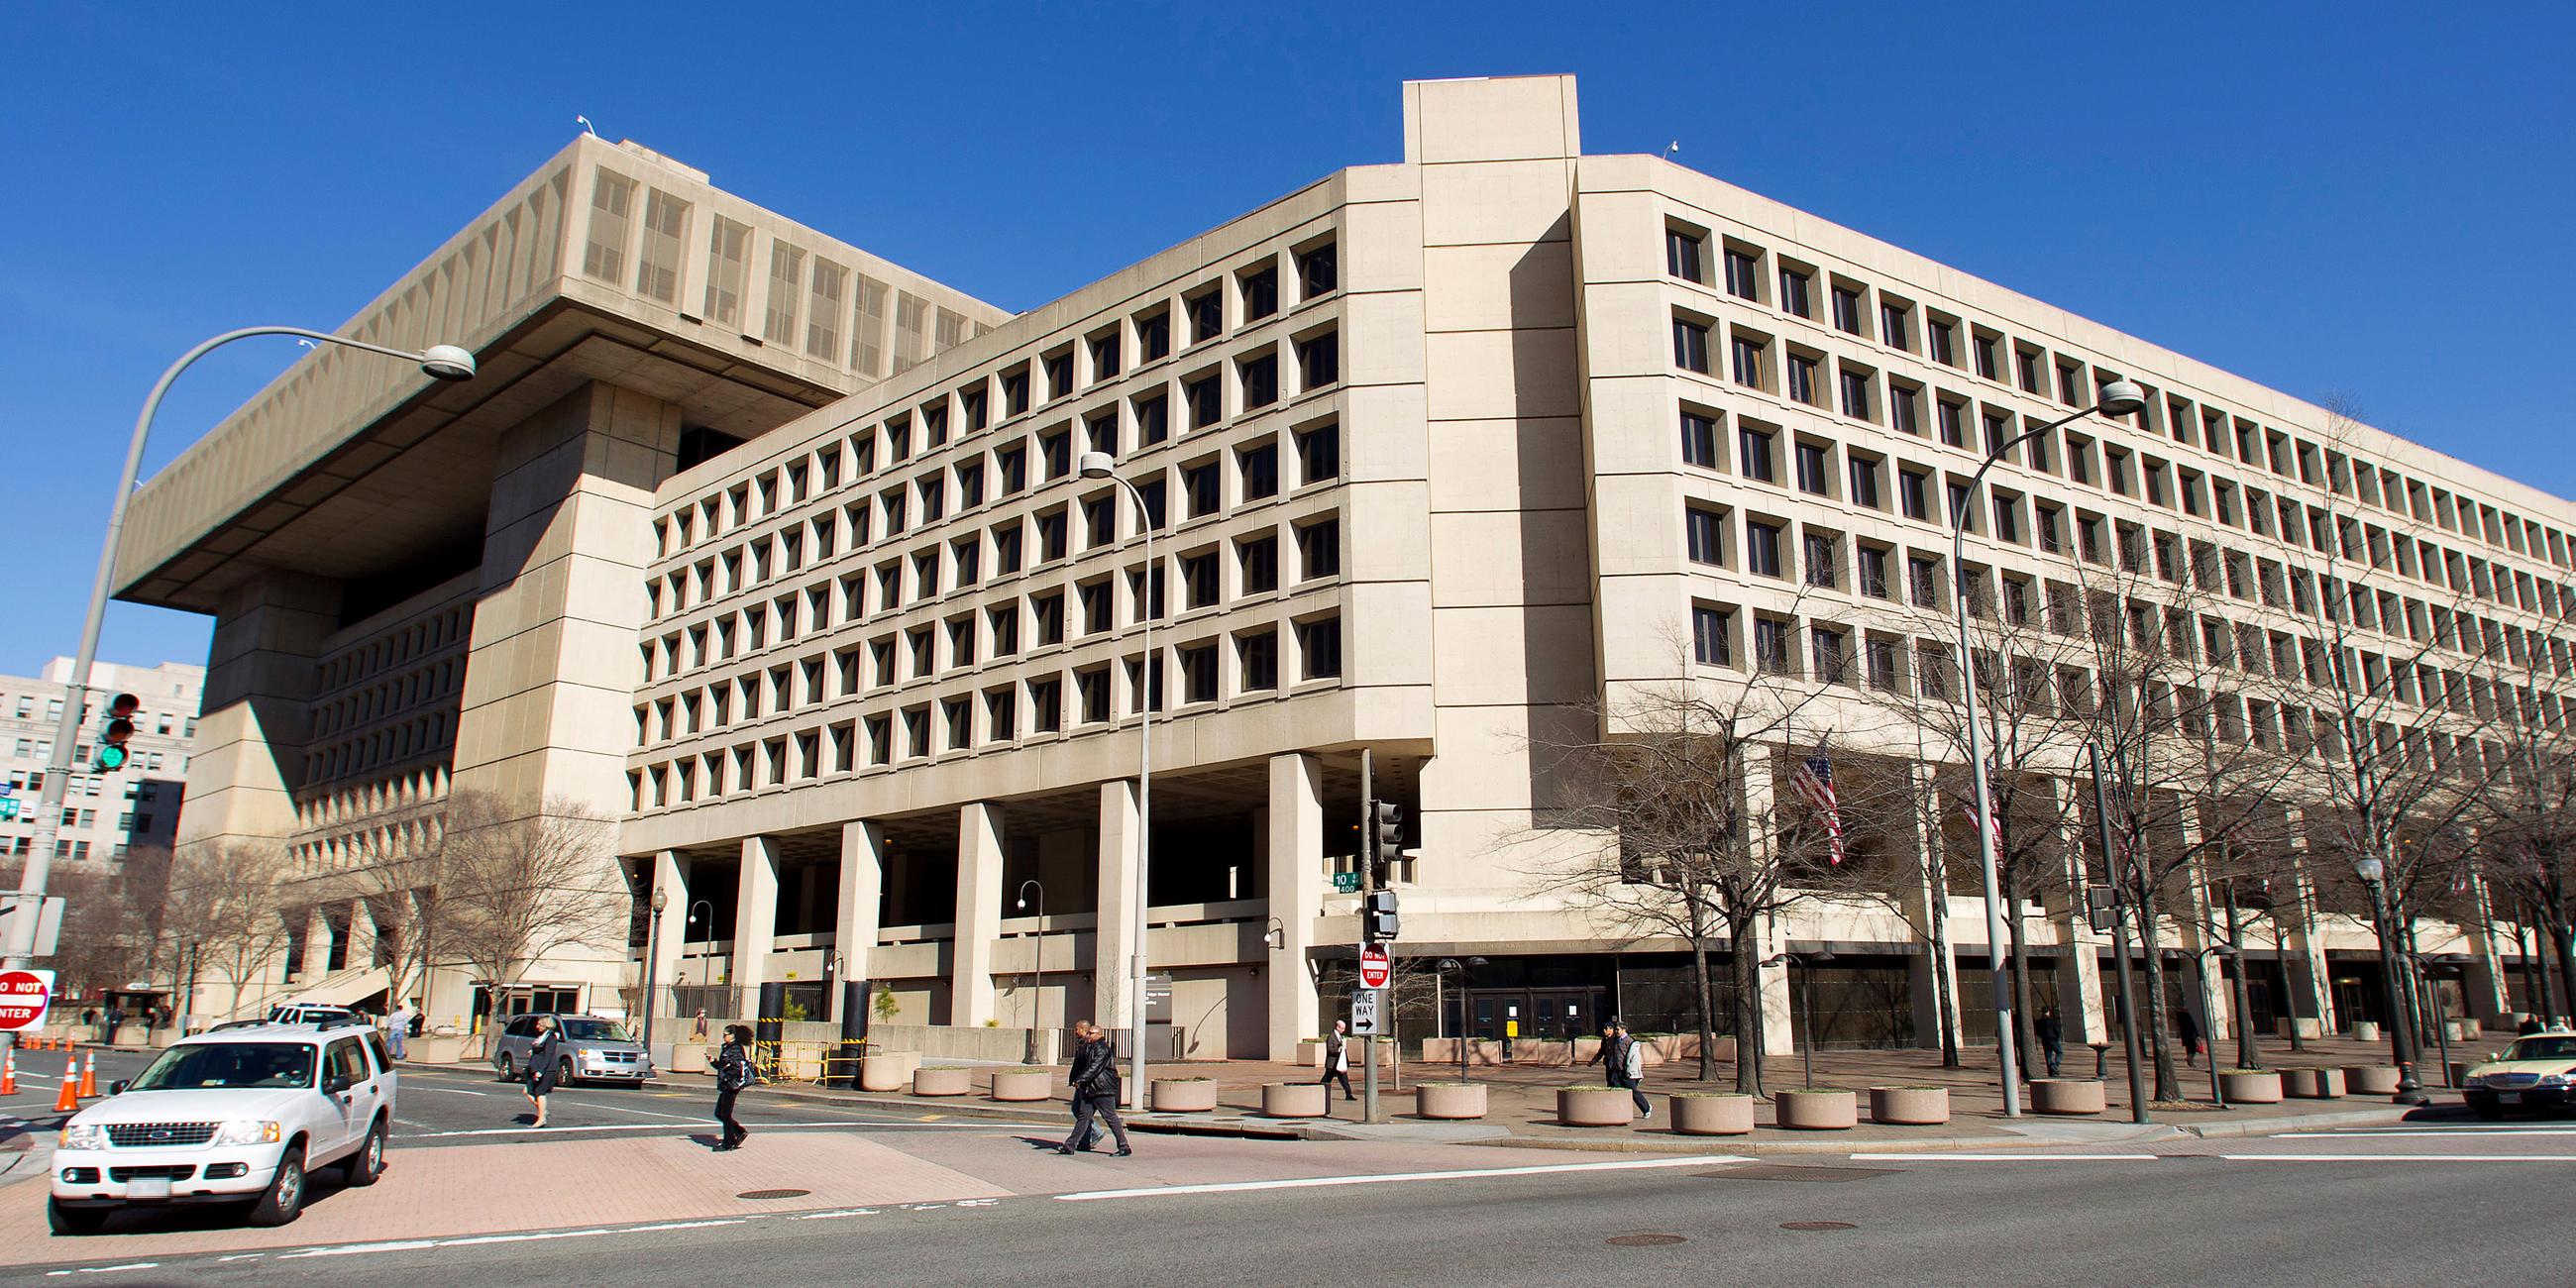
[2354,855,2430,1104]
[1950,378,2144,1117]
[1078,450,1154,1109]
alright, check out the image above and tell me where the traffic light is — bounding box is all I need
[1362,890,1400,942]
[1368,801,1405,877]
[94,694,139,772]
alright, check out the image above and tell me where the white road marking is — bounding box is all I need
[400,1119,1036,1139]
[1847,1152,2159,1161]
[404,1085,490,1097]
[2222,1153,2576,1162]
[276,1219,753,1259]
[2275,1127,2576,1137]
[1054,1154,1749,1202]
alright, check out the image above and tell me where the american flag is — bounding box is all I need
[1960,801,2004,855]
[1790,756,1845,866]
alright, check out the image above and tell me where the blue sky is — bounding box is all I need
[2,2,2569,677]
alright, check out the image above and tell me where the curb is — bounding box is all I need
[2177,1104,2456,1139]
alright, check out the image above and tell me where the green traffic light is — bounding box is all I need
[94,746,127,772]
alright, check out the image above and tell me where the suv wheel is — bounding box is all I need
[48,1197,107,1235]
[495,1052,515,1081]
[247,1144,306,1227]
[344,1119,387,1186]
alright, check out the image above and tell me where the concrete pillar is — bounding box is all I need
[1904,762,1966,1052]
[181,572,341,849]
[299,906,333,984]
[2048,778,2108,1046]
[836,821,884,992]
[734,835,780,1017]
[2278,810,2336,1037]
[2463,869,2513,1022]
[1095,780,1141,1031]
[648,850,689,1018]
[952,802,1006,1026]
[1745,750,1795,1061]
[1266,752,1324,1059]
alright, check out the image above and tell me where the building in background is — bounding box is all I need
[109,76,2573,1060]
[0,657,201,868]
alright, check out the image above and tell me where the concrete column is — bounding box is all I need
[648,850,689,1018]
[1266,752,1324,1059]
[2463,869,2513,1022]
[2279,810,2336,1037]
[734,835,780,1017]
[836,821,885,991]
[1095,780,1140,1030]
[1745,751,1794,1061]
[952,803,1006,1026]
[182,573,341,849]
[2048,778,2108,1046]
[345,898,379,976]
[1903,762,1966,1052]
[299,906,333,984]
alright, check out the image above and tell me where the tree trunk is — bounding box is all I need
[2134,880,2180,1102]
[1928,885,1962,1067]
[1731,918,1765,1097]
[2004,870,2037,1085]
[1687,888,1716,1082]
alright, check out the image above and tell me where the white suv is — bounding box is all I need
[50,1022,397,1234]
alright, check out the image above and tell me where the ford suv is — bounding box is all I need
[49,1022,397,1234]
[490,1014,654,1086]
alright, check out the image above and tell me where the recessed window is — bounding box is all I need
[1685,506,1727,566]
[1184,460,1221,518]
[1240,353,1280,409]
[1738,425,1776,483]
[1239,630,1279,691]
[1296,616,1342,680]
[1691,604,1733,667]
[1786,354,1819,405]
[1838,370,1872,421]
[1134,392,1170,447]
[1180,642,1221,704]
[1295,423,1341,483]
[1297,331,1340,389]
[1239,441,1279,500]
[1297,518,1341,580]
[1848,456,1882,509]
[1928,318,1959,368]
[1089,331,1122,381]
[1186,374,1223,429]
[1241,266,1280,322]
[1730,334,1767,389]
[1723,248,1760,301]
[1803,531,1840,589]
[1746,519,1783,578]
[1679,411,1719,469]
[1898,469,1929,521]
[1794,441,1829,495]
[1831,285,1864,336]
[1297,243,1338,298]
[1665,227,1706,282]
[1181,550,1220,608]
[1778,268,1813,319]
[1238,533,1279,593]
[1673,318,1711,373]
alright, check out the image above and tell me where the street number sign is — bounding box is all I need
[1332,872,1360,894]
[1358,945,1390,990]
[1350,988,1383,1035]
[0,969,54,1031]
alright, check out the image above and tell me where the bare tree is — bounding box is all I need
[433,792,625,1004]
[310,795,451,1011]
[157,841,296,1023]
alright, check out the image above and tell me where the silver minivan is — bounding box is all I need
[489,1014,655,1086]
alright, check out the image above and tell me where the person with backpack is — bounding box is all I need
[1057,1020,1131,1156]
[711,1023,755,1151]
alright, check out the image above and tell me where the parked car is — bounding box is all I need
[49,1022,397,1234]
[489,1014,654,1086]
[2463,1031,2576,1119]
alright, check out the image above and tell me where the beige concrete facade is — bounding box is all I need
[125,77,2569,1056]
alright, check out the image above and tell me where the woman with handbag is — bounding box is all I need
[523,1015,562,1128]
[711,1024,755,1151]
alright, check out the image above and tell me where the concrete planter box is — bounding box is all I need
[860,1053,913,1092]
[2283,1067,2346,1099]
[1300,1038,1394,1069]
[2218,1070,2284,1104]
[1776,1089,1858,1129]
[1262,1082,1329,1119]
[1870,1086,1950,1126]
[2351,1020,2382,1042]
[2344,1065,2403,1096]
[912,1066,972,1097]
[1556,1087,1636,1127]
[1670,1093,1755,1135]
[668,1042,711,1075]
[1415,1083,1488,1120]
[2031,1079,2107,1116]
[410,1034,469,1066]
[991,1069,1055,1102]
[1153,1078,1221,1112]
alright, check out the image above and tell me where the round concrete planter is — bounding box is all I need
[1415,1083,1488,1120]
[1670,1093,1755,1135]
[2282,1067,2345,1099]
[1775,1089,1858,1129]
[1869,1086,1950,1126]
[2031,1079,2107,1116]
[2351,1020,2382,1042]
[1261,1082,1329,1119]
[911,1066,971,1097]
[2344,1064,2402,1096]
[2217,1070,2284,1104]
[860,1053,912,1092]
[1153,1078,1221,1112]
[1556,1086,1636,1127]
[990,1068,1054,1103]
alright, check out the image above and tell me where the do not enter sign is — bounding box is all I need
[0,969,54,1031]
[1358,946,1390,990]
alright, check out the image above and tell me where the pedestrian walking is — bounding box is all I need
[2174,1007,2202,1069]
[1058,1020,1131,1156]
[1598,1020,1651,1120]
[2035,1007,2066,1078]
[711,1023,754,1151]
[1319,1020,1355,1102]
[386,999,415,1061]
[523,1015,562,1128]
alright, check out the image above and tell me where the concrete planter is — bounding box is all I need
[668,1042,711,1075]
[1556,1087,1636,1127]
[1869,1086,1951,1126]
[1153,1078,1220,1112]
[1415,1083,1488,1120]
[410,1034,469,1066]
[151,1030,184,1050]
[2283,1067,2346,1099]
[2031,1079,2107,1116]
[1776,1089,1858,1129]
[1670,1093,1755,1135]
[2344,1065,2402,1096]
[1262,1082,1329,1119]
[912,1066,972,1097]
[860,1053,913,1092]
[2351,1020,2382,1042]
[2217,1070,2284,1104]
[991,1069,1055,1103]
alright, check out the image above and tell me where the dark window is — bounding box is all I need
[960,387,989,432]
[1180,643,1220,703]
[1857,546,1889,598]
[1298,243,1338,298]
[1187,290,1223,343]
[1755,618,1790,673]
[1685,506,1726,565]
[1746,520,1783,578]
[1134,393,1169,447]
[1803,532,1839,588]
[1679,412,1719,468]
[1089,332,1122,380]
[1295,424,1340,483]
[1079,581,1113,633]
[994,525,1022,575]
[990,604,1020,656]
[1880,302,1910,351]
[1738,427,1775,483]
[1184,461,1221,517]
[1730,335,1764,387]
[1077,667,1111,722]
[1723,249,1759,300]
[1241,354,1279,409]
[1899,470,1929,521]
[1673,319,1710,373]
[1242,267,1279,322]
[987,689,1016,741]
[1839,370,1871,419]
[1786,354,1818,404]
[1909,556,1938,606]
[1937,398,1966,447]
[1137,310,1172,363]
[1848,457,1881,508]
[1890,385,1919,435]
[1831,286,1863,335]
[997,444,1026,494]
[1041,429,1071,480]
[1297,331,1339,388]
[1973,334,1999,380]
[1665,228,1705,281]
[1137,478,1167,530]
[1003,369,1030,417]
[1088,411,1120,458]
[1296,617,1342,679]
[1239,535,1279,593]
[1029,679,1062,732]
[956,461,985,508]
[923,404,949,447]
[1928,320,1958,367]
[1036,509,1068,562]
[1811,627,1849,684]
[1794,442,1829,495]
[1186,375,1223,428]
[1692,605,1733,666]
[1083,494,1116,547]
[1239,630,1279,690]
[1298,519,1341,580]
[1182,551,1219,608]
[1240,442,1279,499]
[1779,269,1812,318]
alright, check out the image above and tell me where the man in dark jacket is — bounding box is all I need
[2035,1007,2066,1077]
[1059,1020,1132,1156]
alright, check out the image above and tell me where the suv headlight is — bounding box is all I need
[57,1124,106,1151]
[212,1120,282,1145]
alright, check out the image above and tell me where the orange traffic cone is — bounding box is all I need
[2,1049,16,1095]
[54,1056,78,1112]
[78,1051,96,1099]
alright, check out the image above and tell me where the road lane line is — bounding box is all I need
[404,1086,491,1097]
[2221,1153,2576,1162]
[2274,1127,2576,1137]
[1846,1153,2158,1161]
[404,1119,1045,1139]
[1054,1154,1748,1202]
[276,1219,755,1259]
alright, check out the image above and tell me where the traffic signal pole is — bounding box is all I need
[1359,749,1379,1126]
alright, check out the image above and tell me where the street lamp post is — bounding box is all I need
[1764,949,1835,1089]
[1018,880,1047,1063]
[1950,379,2146,1117]
[686,899,715,1019]
[2355,856,2429,1105]
[642,888,668,1052]
[1078,450,1154,1109]
[2087,738,2151,1125]
[0,327,474,1063]
[2187,943,2235,1108]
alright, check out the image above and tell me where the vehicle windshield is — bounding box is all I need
[559,1019,632,1042]
[129,1042,317,1091]
[2507,1037,2576,1061]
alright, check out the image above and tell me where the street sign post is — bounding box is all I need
[1349,988,1383,1036]
[0,969,55,1032]
[1358,945,1390,991]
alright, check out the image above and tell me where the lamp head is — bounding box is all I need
[2355,855,2386,885]
[419,344,477,381]
[2096,378,2146,417]
[652,889,667,912]
[1016,898,1027,910]
[1078,450,1115,479]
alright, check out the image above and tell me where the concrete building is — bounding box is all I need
[120,75,2568,1057]
[0,658,200,869]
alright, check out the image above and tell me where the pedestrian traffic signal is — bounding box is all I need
[93,694,139,772]
[1362,890,1400,942]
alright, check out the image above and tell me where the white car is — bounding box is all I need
[49,1022,397,1234]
